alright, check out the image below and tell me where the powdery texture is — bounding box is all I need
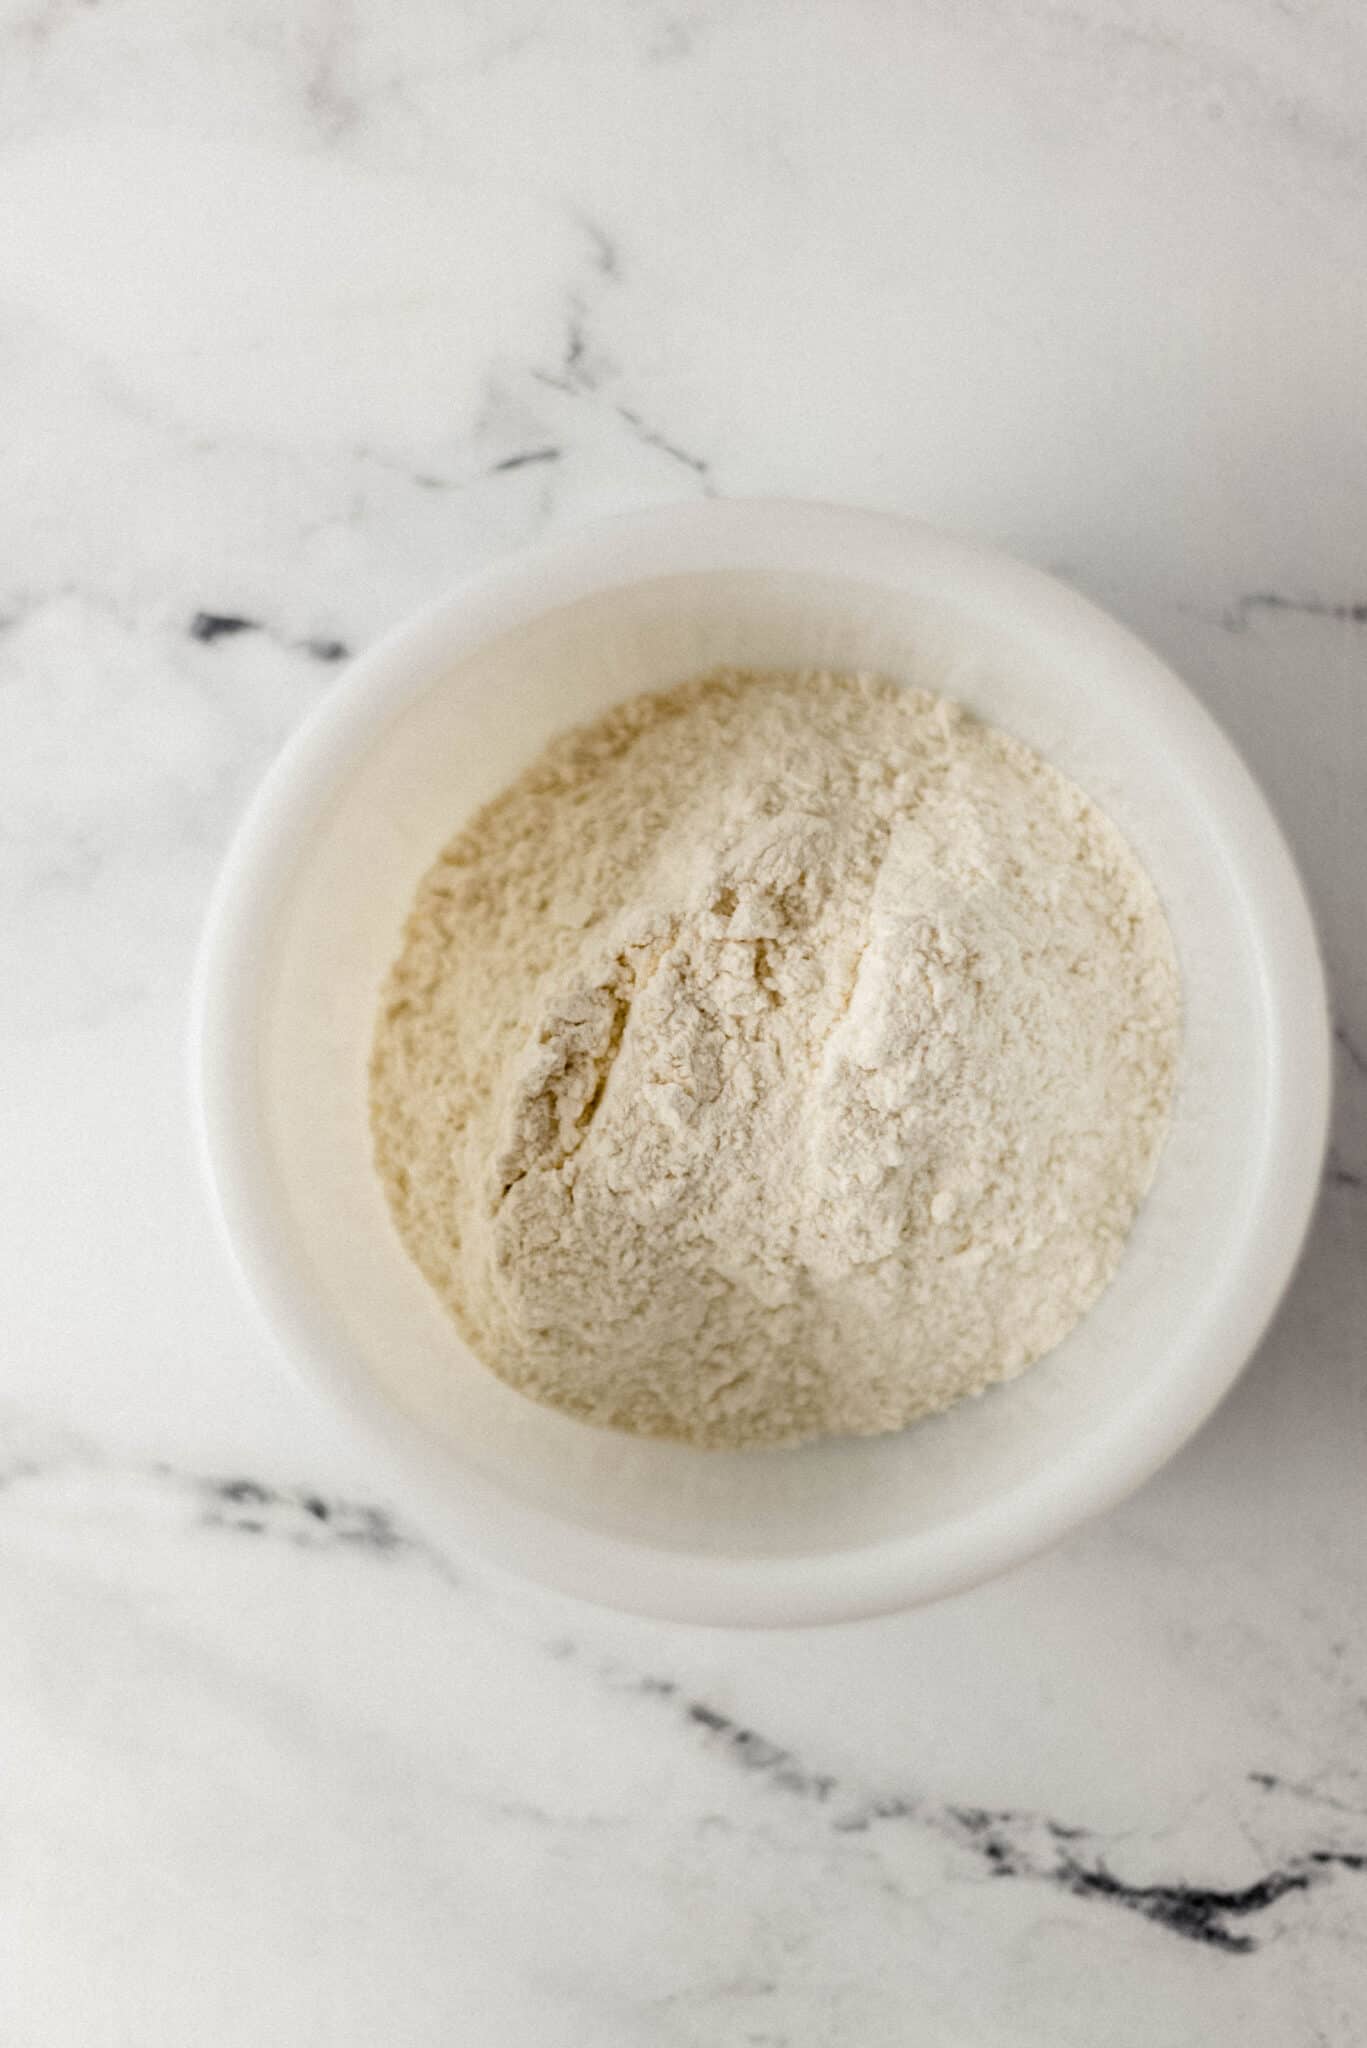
[371,670,1180,1449]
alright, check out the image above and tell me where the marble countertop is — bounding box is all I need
[2,2,1365,2040]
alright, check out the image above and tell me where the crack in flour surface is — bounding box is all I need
[371,670,1179,1447]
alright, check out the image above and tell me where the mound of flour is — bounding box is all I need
[371,669,1179,1448]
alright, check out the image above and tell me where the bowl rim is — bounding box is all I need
[190,499,1330,1626]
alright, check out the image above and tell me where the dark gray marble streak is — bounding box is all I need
[584,1661,1367,1957]
[0,1439,450,1577]
[1225,593,1367,631]
[4,1439,1362,1959]
[188,612,350,663]
[614,403,713,485]
[532,215,716,489]
[353,443,564,493]
[198,1475,420,1557]
[1249,1770,1367,1823]
[486,446,562,475]
[1335,1024,1367,1081]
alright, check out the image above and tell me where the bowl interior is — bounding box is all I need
[242,554,1278,1588]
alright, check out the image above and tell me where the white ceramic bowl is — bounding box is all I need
[192,501,1328,1627]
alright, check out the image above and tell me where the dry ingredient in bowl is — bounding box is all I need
[371,670,1180,1449]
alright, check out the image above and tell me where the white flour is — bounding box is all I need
[371,669,1180,1448]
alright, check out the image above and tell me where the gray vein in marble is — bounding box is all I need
[572,210,620,282]
[1225,592,1367,631]
[4,1428,1364,1960]
[192,1473,464,1587]
[614,402,713,485]
[301,0,363,143]
[1335,1023,1367,1082]
[535,291,612,398]
[1024,0,1367,186]
[0,1424,452,1575]
[650,1678,1367,1956]
[530,214,716,492]
[487,445,562,474]
[198,1474,425,1559]
[544,1642,1367,1957]
[1250,1771,1367,1823]
[357,443,563,493]
[1328,1028,1367,1191]
[188,611,350,663]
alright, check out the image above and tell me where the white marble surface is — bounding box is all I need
[1,1,1365,2040]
